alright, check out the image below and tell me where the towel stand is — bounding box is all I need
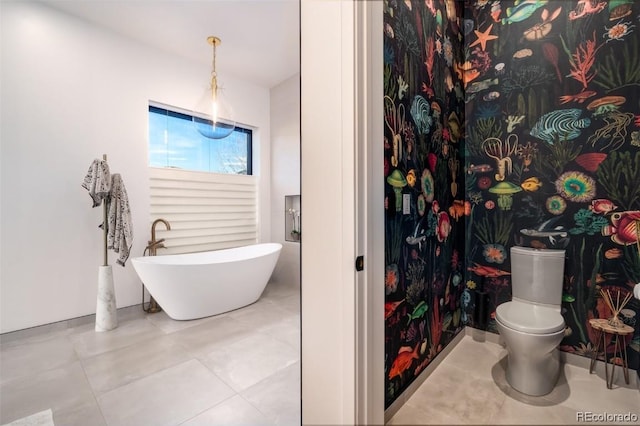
[95,153,117,331]
[102,154,109,266]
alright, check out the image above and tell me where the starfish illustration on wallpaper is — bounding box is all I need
[469,23,499,51]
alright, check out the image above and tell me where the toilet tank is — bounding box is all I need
[510,246,566,305]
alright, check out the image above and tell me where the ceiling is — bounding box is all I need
[44,0,300,88]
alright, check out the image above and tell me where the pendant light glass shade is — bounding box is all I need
[193,36,236,139]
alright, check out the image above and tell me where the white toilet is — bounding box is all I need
[496,246,566,396]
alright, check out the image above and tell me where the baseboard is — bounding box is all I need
[384,329,466,423]
[0,304,143,344]
[465,325,503,345]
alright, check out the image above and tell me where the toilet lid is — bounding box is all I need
[496,301,565,334]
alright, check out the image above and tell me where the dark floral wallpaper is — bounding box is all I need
[384,0,466,408]
[385,0,640,408]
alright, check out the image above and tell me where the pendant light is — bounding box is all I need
[193,36,236,139]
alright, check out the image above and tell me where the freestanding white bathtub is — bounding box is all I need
[131,243,282,320]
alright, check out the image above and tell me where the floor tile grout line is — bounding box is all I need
[0,333,81,387]
[235,363,301,426]
[211,349,298,424]
[261,330,301,352]
[91,358,238,425]
[195,330,300,393]
[193,355,244,394]
[174,350,297,425]
[174,392,239,426]
[236,392,278,425]
[77,353,110,426]
[143,311,174,336]
[81,347,196,398]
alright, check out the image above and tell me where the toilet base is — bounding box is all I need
[496,318,564,396]
[505,348,561,396]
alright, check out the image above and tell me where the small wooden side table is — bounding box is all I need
[588,318,634,389]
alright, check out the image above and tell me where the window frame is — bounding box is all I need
[148,102,253,175]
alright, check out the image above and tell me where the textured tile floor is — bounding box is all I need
[0,281,300,426]
[388,335,640,425]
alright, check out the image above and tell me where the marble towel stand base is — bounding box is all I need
[95,265,118,332]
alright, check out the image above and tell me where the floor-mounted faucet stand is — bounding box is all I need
[142,219,171,313]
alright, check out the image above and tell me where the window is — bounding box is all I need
[148,104,252,175]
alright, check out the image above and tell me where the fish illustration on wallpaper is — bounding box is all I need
[520,177,542,192]
[407,301,429,325]
[529,109,591,144]
[388,344,421,380]
[558,90,596,105]
[568,0,607,20]
[520,217,569,244]
[454,60,481,87]
[588,199,618,214]
[467,263,511,277]
[467,78,499,94]
[602,211,640,245]
[502,0,548,25]
[385,299,405,320]
[467,164,494,174]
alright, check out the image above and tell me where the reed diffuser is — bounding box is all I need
[600,288,633,329]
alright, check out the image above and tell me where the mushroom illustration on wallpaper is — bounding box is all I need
[488,181,522,211]
[387,170,408,212]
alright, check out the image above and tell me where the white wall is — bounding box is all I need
[0,1,271,333]
[269,74,300,289]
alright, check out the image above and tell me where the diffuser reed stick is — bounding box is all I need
[600,288,632,328]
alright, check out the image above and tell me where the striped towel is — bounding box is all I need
[81,159,111,207]
[106,174,134,266]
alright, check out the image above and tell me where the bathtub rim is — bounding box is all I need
[131,242,282,266]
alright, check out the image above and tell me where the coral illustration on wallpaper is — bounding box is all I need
[385,0,640,408]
